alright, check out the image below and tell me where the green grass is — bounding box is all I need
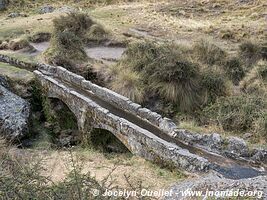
[0,62,34,84]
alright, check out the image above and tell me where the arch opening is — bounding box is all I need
[86,128,130,154]
[45,98,79,146]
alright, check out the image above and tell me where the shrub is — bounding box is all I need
[119,41,162,72]
[116,41,210,112]
[240,60,267,96]
[110,69,145,103]
[200,69,229,104]
[53,12,94,38]
[146,58,203,112]
[204,95,266,136]
[238,41,261,68]
[193,39,227,65]
[29,32,51,43]
[85,24,109,43]
[0,147,115,200]
[44,31,88,69]
[224,57,245,85]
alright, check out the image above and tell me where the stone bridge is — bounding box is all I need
[1,54,266,179]
[35,64,210,172]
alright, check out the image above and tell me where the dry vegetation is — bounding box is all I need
[0,138,185,199]
[0,1,266,197]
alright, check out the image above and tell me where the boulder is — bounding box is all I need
[225,136,249,157]
[165,173,267,200]
[252,149,267,164]
[0,85,30,140]
[7,12,20,18]
[39,5,54,14]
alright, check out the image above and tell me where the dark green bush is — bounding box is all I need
[204,95,266,136]
[200,69,229,104]
[239,41,261,68]
[224,57,245,85]
[43,12,96,69]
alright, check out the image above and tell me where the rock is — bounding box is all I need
[55,6,76,13]
[243,132,253,139]
[0,41,8,50]
[0,85,30,140]
[57,129,79,147]
[7,12,20,18]
[0,76,9,88]
[165,173,267,200]
[0,0,8,11]
[225,136,249,156]
[159,117,177,133]
[39,5,54,14]
[252,149,267,164]
[204,133,223,151]
[7,12,28,18]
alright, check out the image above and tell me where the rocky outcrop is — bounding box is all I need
[165,173,267,200]
[0,85,30,141]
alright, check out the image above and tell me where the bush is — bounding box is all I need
[224,57,245,85]
[44,31,88,69]
[111,69,145,103]
[119,41,162,72]
[146,58,203,112]
[0,147,115,200]
[200,69,229,104]
[240,60,267,96]
[53,12,94,38]
[204,95,266,136]
[116,41,204,112]
[193,39,226,66]
[238,41,261,68]
[86,24,109,43]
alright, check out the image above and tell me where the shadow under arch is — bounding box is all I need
[87,128,131,154]
[46,97,79,146]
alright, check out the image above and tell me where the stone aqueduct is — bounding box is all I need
[1,54,266,177]
[35,64,209,172]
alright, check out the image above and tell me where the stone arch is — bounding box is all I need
[47,97,78,130]
[46,89,88,133]
[86,128,130,153]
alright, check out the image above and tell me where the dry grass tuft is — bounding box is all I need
[238,41,261,68]
[193,39,226,66]
[240,60,267,96]
[111,68,145,103]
